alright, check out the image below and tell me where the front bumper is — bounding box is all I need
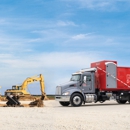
[55,95,70,102]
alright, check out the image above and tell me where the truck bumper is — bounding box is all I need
[55,95,70,102]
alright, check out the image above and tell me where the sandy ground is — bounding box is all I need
[0,100,130,130]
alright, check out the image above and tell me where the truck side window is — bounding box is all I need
[83,75,91,82]
[86,75,91,81]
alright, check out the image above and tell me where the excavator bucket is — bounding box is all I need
[29,94,45,107]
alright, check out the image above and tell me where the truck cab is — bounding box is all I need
[55,68,97,107]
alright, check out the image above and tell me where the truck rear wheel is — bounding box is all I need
[59,101,70,106]
[116,99,127,104]
[128,95,130,104]
[70,93,83,107]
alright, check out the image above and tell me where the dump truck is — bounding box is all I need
[55,60,130,107]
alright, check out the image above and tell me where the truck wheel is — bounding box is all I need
[128,95,130,104]
[70,93,83,107]
[59,101,70,106]
[116,99,127,104]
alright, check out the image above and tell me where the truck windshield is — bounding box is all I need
[70,74,81,81]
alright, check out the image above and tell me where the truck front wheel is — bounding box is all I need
[70,93,83,107]
[59,101,70,106]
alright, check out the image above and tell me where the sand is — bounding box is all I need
[0,100,130,130]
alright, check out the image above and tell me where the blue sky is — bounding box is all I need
[0,0,130,95]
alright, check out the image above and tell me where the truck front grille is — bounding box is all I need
[55,86,62,95]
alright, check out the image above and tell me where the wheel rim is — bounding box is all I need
[73,96,81,105]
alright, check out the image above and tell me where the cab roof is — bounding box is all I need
[72,68,97,75]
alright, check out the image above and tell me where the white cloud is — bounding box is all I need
[64,33,120,48]
[72,33,94,40]
[7,19,77,30]
[0,52,103,69]
[0,19,9,25]
[31,29,70,43]
[28,38,41,43]
[56,20,77,27]
[79,0,110,9]
[63,0,130,11]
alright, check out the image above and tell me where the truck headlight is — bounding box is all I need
[62,92,70,95]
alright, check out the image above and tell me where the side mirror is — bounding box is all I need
[83,80,86,83]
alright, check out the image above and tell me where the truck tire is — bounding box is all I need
[70,93,83,107]
[59,101,70,106]
[128,95,130,104]
[116,99,127,104]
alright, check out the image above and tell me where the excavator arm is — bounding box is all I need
[21,74,45,94]
[28,74,48,107]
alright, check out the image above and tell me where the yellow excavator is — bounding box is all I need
[4,74,47,107]
[5,74,46,97]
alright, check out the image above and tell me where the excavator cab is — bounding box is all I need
[12,85,22,90]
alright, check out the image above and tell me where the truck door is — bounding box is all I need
[81,74,94,93]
